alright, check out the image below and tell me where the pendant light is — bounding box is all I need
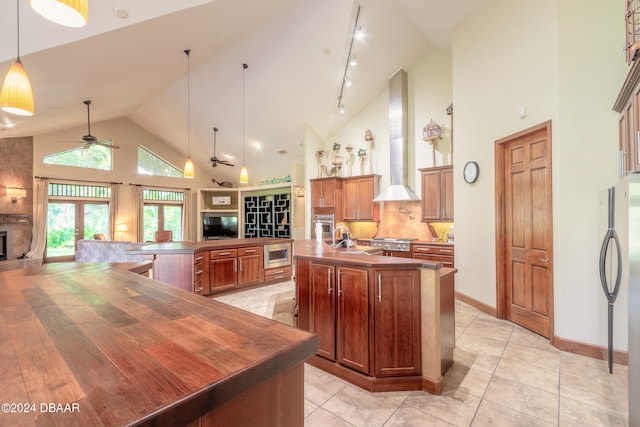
[239,63,249,184]
[1,0,35,117]
[183,49,195,179]
[29,0,89,28]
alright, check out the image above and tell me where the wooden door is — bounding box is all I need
[210,258,237,291]
[336,267,369,374]
[441,167,454,220]
[343,178,358,220]
[310,263,336,360]
[374,269,421,377]
[496,121,553,338]
[420,169,441,221]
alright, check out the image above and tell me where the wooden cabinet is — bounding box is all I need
[614,60,640,175]
[374,269,421,376]
[237,246,264,286]
[411,243,454,268]
[382,250,412,258]
[264,265,292,282]
[193,251,210,295]
[420,166,453,221]
[343,175,380,221]
[210,248,237,292]
[304,262,418,378]
[310,177,343,220]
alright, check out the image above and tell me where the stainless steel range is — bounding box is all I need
[371,237,417,252]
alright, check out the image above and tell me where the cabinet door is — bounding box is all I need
[310,263,336,361]
[421,170,441,221]
[441,167,454,221]
[321,180,337,208]
[238,254,263,286]
[356,177,377,220]
[336,267,370,374]
[343,178,359,220]
[310,180,324,209]
[373,269,421,377]
[210,258,237,292]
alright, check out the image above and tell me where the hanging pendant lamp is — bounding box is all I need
[239,63,249,184]
[29,0,88,28]
[183,49,195,179]
[1,0,35,117]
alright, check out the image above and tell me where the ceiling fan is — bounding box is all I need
[208,127,233,167]
[76,100,119,149]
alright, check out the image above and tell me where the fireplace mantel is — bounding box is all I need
[0,214,30,224]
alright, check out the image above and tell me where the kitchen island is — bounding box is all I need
[0,262,317,426]
[294,240,455,394]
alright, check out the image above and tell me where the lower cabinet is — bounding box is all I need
[411,243,454,268]
[210,249,238,292]
[305,261,419,378]
[237,246,264,286]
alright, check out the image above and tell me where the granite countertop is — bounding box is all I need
[130,237,293,255]
[0,262,317,426]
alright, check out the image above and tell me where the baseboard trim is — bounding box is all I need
[454,291,496,317]
[454,292,629,366]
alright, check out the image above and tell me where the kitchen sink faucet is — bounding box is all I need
[332,225,352,249]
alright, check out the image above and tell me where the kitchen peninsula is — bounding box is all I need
[294,240,455,394]
[0,262,317,426]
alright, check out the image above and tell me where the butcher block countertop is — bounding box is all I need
[0,262,317,426]
[130,237,292,255]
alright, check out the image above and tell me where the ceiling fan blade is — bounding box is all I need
[94,140,120,149]
[220,161,234,167]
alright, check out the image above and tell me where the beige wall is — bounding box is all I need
[33,117,215,241]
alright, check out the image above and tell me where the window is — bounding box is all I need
[44,145,113,170]
[143,189,184,241]
[138,145,183,178]
[46,183,111,260]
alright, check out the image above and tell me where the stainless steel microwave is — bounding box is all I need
[264,242,291,269]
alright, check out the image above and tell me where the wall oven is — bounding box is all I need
[264,242,291,269]
[311,213,334,241]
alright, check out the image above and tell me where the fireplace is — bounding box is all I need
[0,231,6,261]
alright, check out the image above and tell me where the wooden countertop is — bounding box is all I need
[295,240,430,269]
[130,237,292,255]
[0,262,317,426]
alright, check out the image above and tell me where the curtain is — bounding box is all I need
[183,189,192,241]
[26,177,49,259]
[133,186,144,242]
[109,183,120,240]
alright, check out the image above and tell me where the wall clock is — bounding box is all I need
[463,161,479,184]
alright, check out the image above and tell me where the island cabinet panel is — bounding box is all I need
[310,263,336,360]
[373,269,421,377]
[237,246,264,286]
[193,251,210,295]
[342,175,380,221]
[295,259,311,330]
[210,249,237,292]
[336,267,370,374]
[152,253,194,291]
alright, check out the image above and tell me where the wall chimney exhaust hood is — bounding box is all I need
[374,68,420,202]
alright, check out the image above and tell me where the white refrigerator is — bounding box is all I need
[600,173,640,426]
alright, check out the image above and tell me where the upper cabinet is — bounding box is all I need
[614,60,640,176]
[343,175,380,221]
[419,166,453,221]
[310,177,343,220]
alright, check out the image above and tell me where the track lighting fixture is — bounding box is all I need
[336,5,362,114]
[240,63,249,184]
[183,49,194,179]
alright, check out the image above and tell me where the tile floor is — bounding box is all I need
[214,281,629,426]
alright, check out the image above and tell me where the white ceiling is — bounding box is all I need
[0,0,493,185]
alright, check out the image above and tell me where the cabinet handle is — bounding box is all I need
[195,287,203,293]
[440,249,453,253]
[327,268,333,295]
[244,249,256,253]
[377,273,382,302]
[337,269,342,296]
[195,255,204,261]
[234,259,237,272]
[195,269,203,276]
[239,258,243,271]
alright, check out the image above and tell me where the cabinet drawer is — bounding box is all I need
[413,253,454,268]
[193,278,205,295]
[238,246,262,257]
[411,244,454,256]
[264,265,292,281]
[210,248,238,259]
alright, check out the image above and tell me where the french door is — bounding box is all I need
[45,201,110,261]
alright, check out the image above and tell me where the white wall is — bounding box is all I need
[33,117,214,241]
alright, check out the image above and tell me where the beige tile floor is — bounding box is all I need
[214,282,629,426]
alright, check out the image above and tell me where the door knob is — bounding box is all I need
[540,258,550,263]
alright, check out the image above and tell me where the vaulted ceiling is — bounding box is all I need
[0,0,493,184]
